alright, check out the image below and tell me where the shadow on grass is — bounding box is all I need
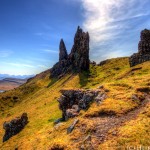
[47,78,58,88]
[79,70,90,87]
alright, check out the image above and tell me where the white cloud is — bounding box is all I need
[5,62,35,68]
[81,0,150,61]
[0,50,13,57]
[43,49,58,53]
[37,65,49,69]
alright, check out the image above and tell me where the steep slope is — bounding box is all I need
[0,57,150,149]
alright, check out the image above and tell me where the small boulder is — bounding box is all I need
[3,113,28,142]
[67,118,79,134]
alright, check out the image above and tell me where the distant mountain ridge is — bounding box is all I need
[0,74,34,80]
[2,78,27,84]
[0,75,34,91]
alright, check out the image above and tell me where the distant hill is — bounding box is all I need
[0,74,34,80]
[0,77,33,91]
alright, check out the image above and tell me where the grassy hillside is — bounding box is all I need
[0,57,150,149]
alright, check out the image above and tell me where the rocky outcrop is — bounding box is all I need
[57,89,107,120]
[129,29,150,67]
[3,113,28,142]
[59,39,68,61]
[50,26,90,78]
[69,26,90,71]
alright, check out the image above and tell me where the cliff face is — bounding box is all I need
[129,29,150,67]
[50,26,90,78]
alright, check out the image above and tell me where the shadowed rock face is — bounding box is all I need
[50,26,90,78]
[129,29,150,67]
[3,113,28,142]
[69,26,90,71]
[59,39,68,61]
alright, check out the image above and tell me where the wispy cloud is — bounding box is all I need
[81,0,150,62]
[0,50,13,57]
[43,49,58,53]
[37,65,49,69]
[35,32,44,36]
[5,62,35,68]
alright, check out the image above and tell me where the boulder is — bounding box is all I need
[95,93,107,105]
[3,113,28,142]
[57,89,106,120]
[67,118,79,134]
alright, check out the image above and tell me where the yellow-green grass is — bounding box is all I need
[98,105,150,150]
[0,57,150,149]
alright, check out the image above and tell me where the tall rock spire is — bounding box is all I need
[59,39,68,61]
[50,26,90,78]
[70,26,90,71]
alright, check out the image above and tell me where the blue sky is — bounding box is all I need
[0,0,150,75]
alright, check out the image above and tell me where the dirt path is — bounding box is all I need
[75,94,150,149]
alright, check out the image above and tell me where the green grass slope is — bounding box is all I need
[0,57,150,149]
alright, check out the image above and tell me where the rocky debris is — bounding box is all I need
[95,93,107,105]
[50,26,90,78]
[57,89,107,120]
[3,113,28,142]
[75,95,150,149]
[129,29,150,67]
[70,93,150,149]
[67,118,79,134]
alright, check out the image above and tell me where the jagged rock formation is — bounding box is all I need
[59,39,68,61]
[57,89,107,120]
[3,113,28,142]
[50,26,90,78]
[69,26,90,71]
[129,29,150,67]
